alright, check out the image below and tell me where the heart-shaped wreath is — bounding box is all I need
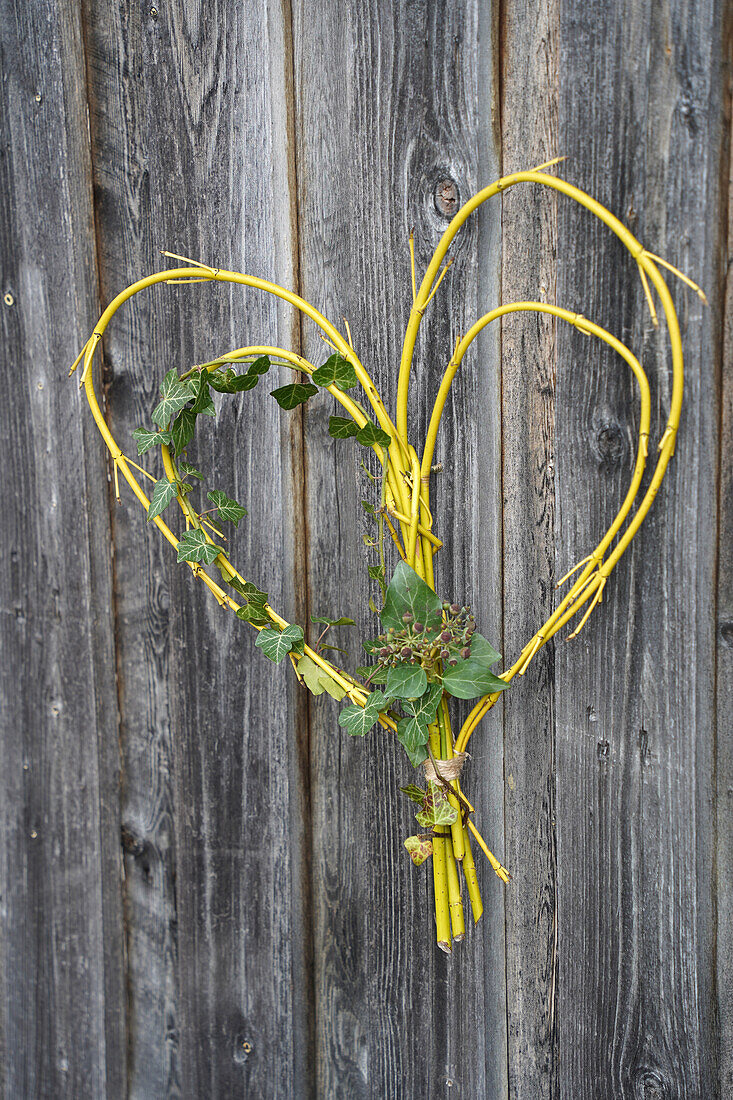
[73,165,701,952]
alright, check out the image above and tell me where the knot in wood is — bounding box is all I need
[434,178,459,219]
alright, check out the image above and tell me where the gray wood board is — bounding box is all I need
[293,1,506,1095]
[0,0,126,1095]
[716,46,733,1100]
[83,1,311,1096]
[503,0,724,1096]
[499,1,562,1093]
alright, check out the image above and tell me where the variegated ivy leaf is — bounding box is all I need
[189,372,216,416]
[147,477,178,521]
[403,682,443,726]
[177,461,203,480]
[176,529,221,565]
[235,602,270,626]
[296,654,347,700]
[400,784,427,805]
[404,835,433,866]
[415,781,458,828]
[207,490,248,526]
[152,369,193,427]
[255,625,305,663]
[133,427,171,454]
[338,690,387,737]
[396,716,431,768]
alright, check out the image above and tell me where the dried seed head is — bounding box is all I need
[402,612,413,623]
[440,630,452,643]
[401,646,413,659]
[450,604,461,614]
[413,622,423,632]
[460,647,471,659]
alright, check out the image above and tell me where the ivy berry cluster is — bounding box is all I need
[375,602,478,680]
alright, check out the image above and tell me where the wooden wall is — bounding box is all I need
[0,0,729,1095]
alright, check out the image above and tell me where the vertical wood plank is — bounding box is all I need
[716,54,733,1100]
[503,0,725,1095]
[293,2,505,1095]
[0,0,126,1095]
[83,1,312,1095]
[499,2,560,1094]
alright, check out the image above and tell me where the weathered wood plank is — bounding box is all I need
[716,65,732,1100]
[83,1,312,1095]
[504,0,724,1095]
[293,2,505,1095]
[499,3,561,1094]
[0,0,126,1095]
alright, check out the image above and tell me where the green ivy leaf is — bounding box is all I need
[328,415,359,439]
[208,367,255,393]
[442,658,510,700]
[312,353,359,391]
[177,461,203,480]
[247,355,271,376]
[176,529,222,564]
[396,714,431,760]
[171,408,197,455]
[361,500,377,515]
[470,632,502,665]
[368,563,386,591]
[309,614,356,626]
[207,490,248,527]
[397,718,430,768]
[235,602,271,626]
[384,663,428,701]
[354,665,387,683]
[404,835,433,866]
[270,382,319,410]
[152,369,193,427]
[400,784,427,804]
[355,421,391,449]
[133,427,171,454]
[228,575,268,604]
[403,682,443,727]
[338,690,387,737]
[415,781,457,828]
[381,561,443,633]
[187,373,215,417]
[361,637,383,655]
[296,654,347,700]
[147,477,178,521]
[255,624,305,663]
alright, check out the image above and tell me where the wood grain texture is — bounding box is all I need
[499,2,561,1095]
[83,1,311,1095]
[0,0,126,1095]
[0,1,727,1095]
[502,0,726,1096]
[716,42,733,1099]
[293,1,506,1095]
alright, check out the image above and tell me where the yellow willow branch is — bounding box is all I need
[396,168,681,441]
[73,265,414,522]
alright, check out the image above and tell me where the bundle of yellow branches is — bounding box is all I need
[73,164,702,952]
